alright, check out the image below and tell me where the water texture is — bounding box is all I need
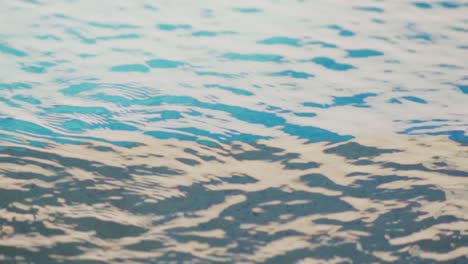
[0,0,467,263]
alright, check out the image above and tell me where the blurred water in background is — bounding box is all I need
[0,0,467,263]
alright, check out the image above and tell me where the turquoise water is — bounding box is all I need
[0,0,467,263]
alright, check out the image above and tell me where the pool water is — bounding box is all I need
[0,0,467,263]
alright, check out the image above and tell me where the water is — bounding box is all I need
[0,0,467,263]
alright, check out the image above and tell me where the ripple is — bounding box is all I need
[304,93,377,108]
[61,82,99,96]
[327,25,356,37]
[0,82,32,91]
[346,49,384,58]
[192,31,219,37]
[308,57,354,71]
[146,58,185,68]
[457,84,467,94]
[12,95,41,105]
[270,70,314,79]
[257,37,302,47]
[157,24,191,31]
[353,6,385,13]
[414,2,433,9]
[233,7,261,13]
[222,53,284,63]
[0,43,28,57]
[110,64,150,73]
[204,84,254,96]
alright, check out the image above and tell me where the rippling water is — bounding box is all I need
[1,0,467,263]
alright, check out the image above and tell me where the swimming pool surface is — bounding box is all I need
[0,0,467,263]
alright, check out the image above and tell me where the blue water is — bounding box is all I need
[0,0,467,263]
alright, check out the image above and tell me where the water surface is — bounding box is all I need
[0,0,467,263]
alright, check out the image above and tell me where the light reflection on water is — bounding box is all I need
[0,0,467,263]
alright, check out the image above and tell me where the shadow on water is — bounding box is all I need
[0,134,466,263]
